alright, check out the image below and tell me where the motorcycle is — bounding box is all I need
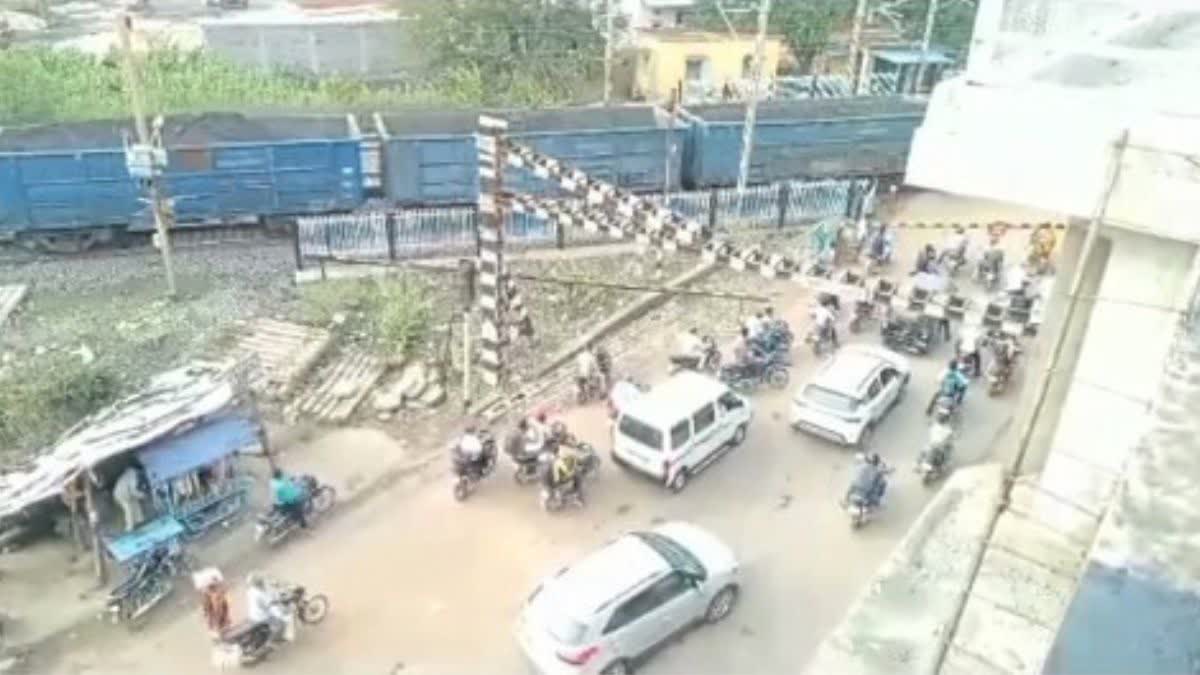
[509,446,552,485]
[575,371,607,404]
[218,581,329,666]
[917,420,954,485]
[254,475,337,545]
[718,357,789,392]
[849,299,874,334]
[844,464,894,530]
[450,433,498,502]
[105,541,195,626]
[987,359,1014,396]
[758,321,793,352]
[932,392,962,425]
[668,336,721,374]
[805,323,837,357]
[976,249,1004,292]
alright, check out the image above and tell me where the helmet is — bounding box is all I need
[948,358,960,370]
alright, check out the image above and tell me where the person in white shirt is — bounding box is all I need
[743,312,764,339]
[245,573,284,640]
[811,303,837,348]
[576,347,598,383]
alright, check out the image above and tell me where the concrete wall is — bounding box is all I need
[804,464,1007,675]
[634,34,783,102]
[201,18,423,78]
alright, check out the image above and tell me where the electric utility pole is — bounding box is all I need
[117,15,178,299]
[603,0,615,104]
[914,0,941,93]
[849,0,870,94]
[734,0,772,213]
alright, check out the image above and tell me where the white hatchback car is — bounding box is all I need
[790,344,911,448]
[516,522,740,675]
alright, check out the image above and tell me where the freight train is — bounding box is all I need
[0,97,926,252]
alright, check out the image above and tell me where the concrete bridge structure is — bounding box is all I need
[807,1,1200,674]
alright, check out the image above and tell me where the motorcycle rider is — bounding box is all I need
[1028,223,1056,273]
[505,419,530,461]
[575,343,600,398]
[546,444,582,501]
[941,226,969,270]
[866,222,895,266]
[847,453,889,508]
[926,409,955,469]
[245,573,284,642]
[979,235,1005,284]
[453,424,489,476]
[927,359,970,415]
[674,327,705,368]
[912,243,938,276]
[269,469,307,530]
[991,332,1020,377]
[956,327,983,378]
[743,311,765,339]
[810,300,839,350]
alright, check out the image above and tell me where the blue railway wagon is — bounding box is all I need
[0,114,363,246]
[377,106,688,205]
[680,97,928,188]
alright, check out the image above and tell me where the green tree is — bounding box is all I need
[396,0,604,106]
[689,0,856,73]
[895,0,977,53]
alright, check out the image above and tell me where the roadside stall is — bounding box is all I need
[137,415,260,537]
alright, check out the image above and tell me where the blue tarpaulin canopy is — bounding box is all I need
[138,415,259,484]
[104,515,185,563]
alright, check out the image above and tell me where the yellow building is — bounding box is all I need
[632,29,785,104]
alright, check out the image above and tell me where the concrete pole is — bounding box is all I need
[914,0,940,94]
[735,0,772,214]
[117,16,177,299]
[849,0,870,94]
[603,0,615,104]
[1009,130,1129,477]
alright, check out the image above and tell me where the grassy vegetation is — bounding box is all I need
[0,47,591,125]
[297,276,438,363]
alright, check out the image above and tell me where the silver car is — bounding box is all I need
[516,522,740,675]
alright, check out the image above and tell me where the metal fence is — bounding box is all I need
[296,176,874,265]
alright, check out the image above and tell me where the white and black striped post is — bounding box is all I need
[476,115,508,388]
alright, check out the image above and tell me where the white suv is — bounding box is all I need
[790,344,911,448]
[516,522,740,675]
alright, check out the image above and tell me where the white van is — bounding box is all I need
[612,371,753,492]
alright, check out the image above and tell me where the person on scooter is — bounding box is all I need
[811,300,839,350]
[867,223,894,266]
[847,453,889,508]
[575,344,600,399]
[546,446,581,501]
[733,326,766,372]
[991,332,1020,376]
[927,359,970,415]
[956,328,983,378]
[453,424,489,477]
[941,226,968,270]
[269,469,307,530]
[245,573,283,642]
[504,419,529,461]
[913,243,938,276]
[524,413,549,455]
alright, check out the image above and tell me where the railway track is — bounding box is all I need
[0,226,292,267]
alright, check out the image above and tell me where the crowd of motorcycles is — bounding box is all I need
[93,223,1052,666]
[102,473,338,666]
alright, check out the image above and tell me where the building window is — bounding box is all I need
[685,56,709,82]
